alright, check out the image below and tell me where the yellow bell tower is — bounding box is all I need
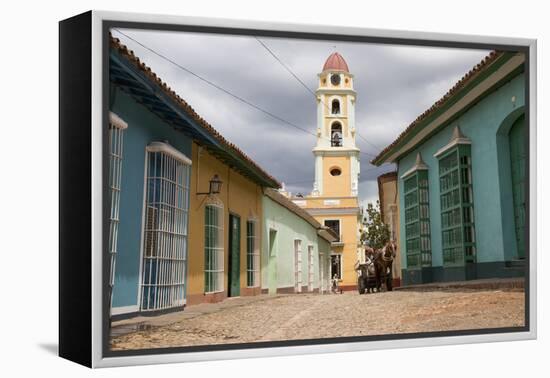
[312,52,360,197]
[293,52,361,290]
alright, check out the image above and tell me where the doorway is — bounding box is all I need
[228,214,241,297]
[268,229,278,294]
[509,114,526,259]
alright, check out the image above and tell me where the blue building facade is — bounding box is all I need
[108,36,280,317]
[109,88,193,314]
[372,51,527,285]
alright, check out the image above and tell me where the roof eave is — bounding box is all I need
[371,51,522,166]
[109,38,281,189]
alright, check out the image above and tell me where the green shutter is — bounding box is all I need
[438,145,476,266]
[246,221,255,287]
[404,170,432,269]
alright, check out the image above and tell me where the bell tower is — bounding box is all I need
[294,52,362,290]
[312,52,360,198]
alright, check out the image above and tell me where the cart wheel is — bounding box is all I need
[358,277,366,294]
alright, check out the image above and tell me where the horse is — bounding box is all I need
[373,241,397,292]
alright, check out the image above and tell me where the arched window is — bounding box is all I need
[204,198,224,293]
[331,99,340,114]
[331,122,342,147]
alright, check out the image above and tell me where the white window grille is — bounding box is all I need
[294,240,303,293]
[319,252,325,293]
[140,142,191,311]
[308,245,314,292]
[205,202,224,293]
[108,112,127,312]
[246,220,260,287]
[331,254,342,280]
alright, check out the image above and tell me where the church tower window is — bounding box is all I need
[330,167,342,176]
[331,99,340,114]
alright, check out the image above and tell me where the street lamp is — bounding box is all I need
[197,174,223,195]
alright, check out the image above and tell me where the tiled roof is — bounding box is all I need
[371,50,504,165]
[110,35,281,188]
[323,52,349,72]
[264,188,339,242]
[264,188,321,229]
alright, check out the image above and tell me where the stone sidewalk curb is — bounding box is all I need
[394,277,524,291]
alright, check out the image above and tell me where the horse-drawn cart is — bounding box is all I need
[355,241,397,294]
[355,260,377,294]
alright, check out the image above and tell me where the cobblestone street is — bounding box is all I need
[111,287,525,351]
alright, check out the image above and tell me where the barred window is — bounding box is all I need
[140,142,191,311]
[205,202,224,293]
[294,239,303,293]
[107,112,127,311]
[246,220,260,287]
[307,245,314,292]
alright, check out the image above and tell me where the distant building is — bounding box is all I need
[372,51,526,285]
[262,188,336,294]
[292,52,362,290]
[377,171,401,287]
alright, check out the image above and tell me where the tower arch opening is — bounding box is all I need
[331,122,343,147]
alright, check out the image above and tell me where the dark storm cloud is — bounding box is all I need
[113,28,490,205]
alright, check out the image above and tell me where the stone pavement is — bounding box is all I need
[111,295,278,337]
[110,287,525,351]
[394,277,525,291]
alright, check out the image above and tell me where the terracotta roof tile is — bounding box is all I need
[371,50,503,165]
[323,52,349,72]
[264,188,322,229]
[110,35,281,188]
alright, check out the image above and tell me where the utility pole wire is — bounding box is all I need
[113,29,378,158]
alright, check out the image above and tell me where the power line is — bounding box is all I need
[255,37,383,154]
[255,37,316,98]
[112,29,378,159]
[356,132,383,151]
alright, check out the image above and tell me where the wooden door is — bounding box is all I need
[228,214,241,297]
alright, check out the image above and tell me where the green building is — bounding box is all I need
[261,188,336,294]
[372,51,527,285]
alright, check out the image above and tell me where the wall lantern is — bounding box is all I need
[197,174,223,195]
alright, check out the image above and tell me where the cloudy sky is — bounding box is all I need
[112,28,490,207]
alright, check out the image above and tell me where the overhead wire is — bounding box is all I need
[255,37,383,154]
[112,29,379,158]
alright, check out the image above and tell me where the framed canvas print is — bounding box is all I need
[59,10,537,368]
